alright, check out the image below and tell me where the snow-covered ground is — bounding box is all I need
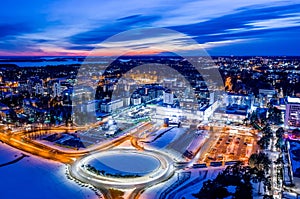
[282,192,298,199]
[142,166,268,199]
[145,127,185,149]
[171,168,223,199]
[289,141,300,177]
[142,167,223,199]
[0,143,97,199]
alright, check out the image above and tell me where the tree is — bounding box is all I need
[193,180,230,199]
[243,117,250,126]
[262,124,273,138]
[263,176,272,191]
[193,163,252,199]
[275,137,285,150]
[274,156,284,165]
[234,182,253,199]
[258,136,270,150]
[250,111,258,124]
[275,127,284,138]
[267,106,283,125]
[249,153,271,195]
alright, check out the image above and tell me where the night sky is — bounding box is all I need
[0,0,300,56]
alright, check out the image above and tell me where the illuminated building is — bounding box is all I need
[285,97,300,129]
[131,93,142,106]
[100,99,123,113]
[163,89,173,105]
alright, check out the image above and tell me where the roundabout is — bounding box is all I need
[69,149,174,189]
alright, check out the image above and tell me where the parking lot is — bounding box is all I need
[201,127,257,164]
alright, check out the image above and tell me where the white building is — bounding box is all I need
[163,90,173,105]
[131,97,141,106]
[198,100,219,121]
[123,97,131,107]
[53,82,61,97]
[209,92,215,105]
[259,89,276,97]
[28,77,43,96]
[101,99,123,113]
[163,78,177,89]
[131,93,142,106]
[86,100,100,113]
[35,82,44,95]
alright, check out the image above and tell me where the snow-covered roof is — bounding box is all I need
[287,96,300,104]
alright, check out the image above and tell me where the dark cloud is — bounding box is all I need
[117,14,142,21]
[1,1,299,55]
[67,3,300,55]
[66,45,95,50]
[207,29,300,56]
[0,23,34,38]
[170,3,300,43]
[191,25,300,44]
[32,39,54,43]
[0,21,60,52]
[69,15,161,45]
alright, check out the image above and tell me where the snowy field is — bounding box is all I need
[289,141,300,177]
[142,167,223,199]
[146,127,186,149]
[0,143,97,199]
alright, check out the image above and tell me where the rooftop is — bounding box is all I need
[287,96,300,104]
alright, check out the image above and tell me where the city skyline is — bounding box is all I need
[0,1,300,198]
[0,0,300,56]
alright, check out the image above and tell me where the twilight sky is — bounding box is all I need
[0,0,300,56]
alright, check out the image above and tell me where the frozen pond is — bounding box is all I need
[87,152,160,176]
